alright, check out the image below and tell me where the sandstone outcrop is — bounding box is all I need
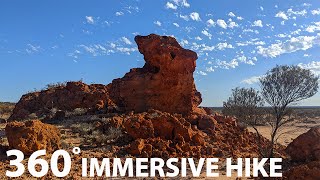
[5,120,61,155]
[9,34,202,120]
[9,81,111,120]
[109,34,202,115]
[286,126,320,162]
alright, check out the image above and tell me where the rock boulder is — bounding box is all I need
[5,120,61,155]
[286,126,320,162]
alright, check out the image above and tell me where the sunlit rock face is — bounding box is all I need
[109,34,202,115]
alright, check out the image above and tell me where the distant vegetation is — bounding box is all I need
[222,65,319,158]
[45,82,67,89]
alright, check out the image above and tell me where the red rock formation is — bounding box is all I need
[9,34,202,120]
[5,120,61,155]
[107,109,272,158]
[286,126,320,162]
[123,109,205,143]
[9,81,111,120]
[109,34,202,115]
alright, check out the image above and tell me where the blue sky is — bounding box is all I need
[1,0,320,106]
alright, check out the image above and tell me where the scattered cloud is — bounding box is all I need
[241,75,264,84]
[275,8,307,21]
[303,3,311,7]
[228,12,236,17]
[305,22,320,32]
[195,36,202,41]
[179,14,189,21]
[228,21,238,28]
[207,19,215,27]
[173,22,179,27]
[237,16,244,20]
[217,59,239,69]
[154,21,162,26]
[198,71,207,76]
[201,29,212,39]
[257,34,320,58]
[298,61,320,75]
[253,20,263,27]
[217,19,227,29]
[26,44,41,54]
[172,0,190,8]
[216,42,233,50]
[85,16,94,24]
[275,11,288,20]
[311,9,320,15]
[121,37,132,45]
[190,12,201,21]
[165,2,177,10]
[115,11,124,16]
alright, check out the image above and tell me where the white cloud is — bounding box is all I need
[206,66,215,72]
[195,36,202,41]
[116,47,136,55]
[275,11,288,20]
[217,59,239,69]
[228,12,236,17]
[241,75,264,84]
[26,44,41,54]
[207,19,215,27]
[276,9,307,21]
[172,0,190,8]
[201,44,215,51]
[173,22,179,27]
[217,19,227,29]
[201,30,212,39]
[260,6,264,11]
[154,21,162,26]
[253,20,263,27]
[180,39,189,46]
[311,9,320,15]
[236,40,265,46]
[236,55,256,65]
[85,16,94,24]
[291,29,301,35]
[216,42,233,50]
[115,11,124,16]
[257,34,320,58]
[243,28,259,34]
[179,14,189,21]
[306,22,320,32]
[298,61,320,75]
[190,12,201,21]
[228,21,238,28]
[121,37,132,45]
[287,9,307,16]
[303,3,311,7]
[199,71,207,76]
[237,16,244,20]
[166,2,177,10]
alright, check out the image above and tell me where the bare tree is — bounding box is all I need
[223,87,267,155]
[259,65,319,157]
